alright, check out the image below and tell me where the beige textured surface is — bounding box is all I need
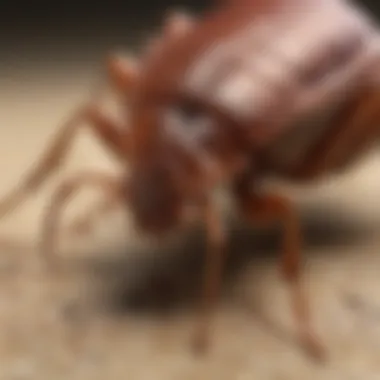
[1,65,380,379]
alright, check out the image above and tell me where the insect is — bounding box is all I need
[1,0,380,361]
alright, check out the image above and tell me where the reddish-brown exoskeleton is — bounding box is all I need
[1,0,380,360]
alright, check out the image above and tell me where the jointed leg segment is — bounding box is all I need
[67,195,120,238]
[233,173,325,360]
[0,106,128,220]
[41,171,124,270]
[0,55,136,222]
[0,10,194,227]
[193,200,226,353]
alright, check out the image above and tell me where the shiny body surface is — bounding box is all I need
[1,0,380,361]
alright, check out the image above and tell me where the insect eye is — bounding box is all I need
[298,33,364,86]
[163,101,215,144]
[176,101,202,122]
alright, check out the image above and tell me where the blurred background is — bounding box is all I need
[2,0,380,379]
[1,1,209,69]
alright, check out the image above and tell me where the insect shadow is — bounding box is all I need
[82,201,375,320]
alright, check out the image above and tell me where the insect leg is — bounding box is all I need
[64,13,197,238]
[233,174,325,361]
[65,194,119,238]
[0,45,144,223]
[40,171,124,271]
[192,199,227,354]
[63,12,196,239]
[106,53,139,95]
[163,10,194,38]
[0,100,130,222]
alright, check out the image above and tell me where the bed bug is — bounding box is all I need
[1,0,380,361]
